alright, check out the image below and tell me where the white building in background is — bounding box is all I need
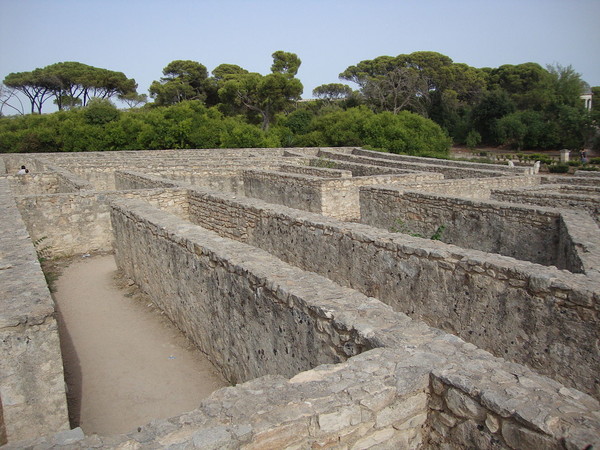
[581,86,593,111]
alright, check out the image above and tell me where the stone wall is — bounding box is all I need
[352,147,528,175]
[143,168,245,194]
[318,149,512,179]
[557,211,600,277]
[0,394,6,446]
[0,179,70,442]
[243,169,442,221]
[492,184,600,224]
[1,149,599,448]
[387,175,540,199]
[6,173,63,195]
[359,188,565,268]
[48,165,94,192]
[574,169,600,178]
[183,186,599,399]
[278,163,352,178]
[308,157,416,177]
[110,198,379,384]
[14,188,189,257]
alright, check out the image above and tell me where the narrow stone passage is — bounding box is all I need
[53,254,228,436]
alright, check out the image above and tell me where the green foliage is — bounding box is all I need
[390,219,446,240]
[465,130,481,150]
[430,225,446,241]
[312,83,353,101]
[2,50,593,154]
[523,153,553,165]
[4,61,137,113]
[33,236,52,262]
[471,89,516,144]
[271,51,301,77]
[83,98,120,125]
[548,163,569,173]
[149,60,210,106]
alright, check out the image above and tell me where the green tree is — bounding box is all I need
[118,92,148,109]
[270,51,301,77]
[218,52,303,130]
[83,98,120,125]
[312,83,353,101]
[4,68,57,113]
[488,63,554,110]
[546,63,588,107]
[470,89,516,144]
[149,60,209,106]
[4,62,138,113]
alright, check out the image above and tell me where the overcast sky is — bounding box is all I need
[1,0,599,107]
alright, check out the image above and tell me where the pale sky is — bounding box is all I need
[1,0,599,109]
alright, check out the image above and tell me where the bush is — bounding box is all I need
[465,130,481,150]
[524,153,553,165]
[589,157,600,165]
[83,98,120,125]
[548,163,569,173]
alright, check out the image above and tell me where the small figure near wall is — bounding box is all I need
[17,165,29,175]
[580,149,588,164]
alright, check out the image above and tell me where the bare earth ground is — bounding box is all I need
[51,254,228,436]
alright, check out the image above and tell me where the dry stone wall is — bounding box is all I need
[111,198,380,384]
[318,148,512,179]
[0,179,69,442]
[492,183,600,224]
[359,188,567,268]
[1,148,599,448]
[14,188,189,257]
[243,169,442,221]
[352,147,529,175]
[182,185,599,398]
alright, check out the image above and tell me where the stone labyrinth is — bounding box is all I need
[1,147,599,448]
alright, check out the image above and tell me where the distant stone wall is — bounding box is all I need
[359,189,565,268]
[184,186,599,399]
[143,168,245,194]
[0,179,69,442]
[14,188,189,257]
[352,147,527,175]
[278,163,352,178]
[574,169,600,178]
[541,175,600,186]
[492,184,600,223]
[308,157,414,177]
[243,170,442,221]
[6,173,62,195]
[387,175,540,199]
[317,149,511,179]
[115,171,181,190]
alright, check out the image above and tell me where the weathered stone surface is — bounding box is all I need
[1,148,599,449]
[445,388,487,421]
[502,420,561,450]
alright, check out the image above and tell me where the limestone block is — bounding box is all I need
[318,405,362,433]
[501,420,561,450]
[445,388,486,421]
[375,393,428,428]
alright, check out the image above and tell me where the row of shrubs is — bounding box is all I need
[0,100,452,157]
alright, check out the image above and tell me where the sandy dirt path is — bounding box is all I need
[53,254,228,436]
